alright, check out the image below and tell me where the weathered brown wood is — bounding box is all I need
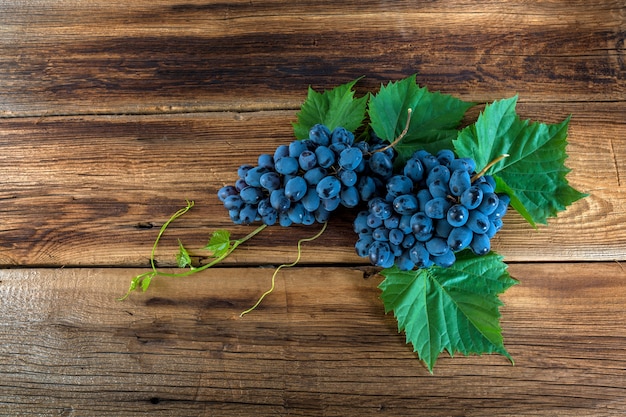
[0,102,619,266]
[1,1,625,416]
[0,263,624,416]
[1,0,624,116]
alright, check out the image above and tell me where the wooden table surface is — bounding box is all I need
[1,1,625,416]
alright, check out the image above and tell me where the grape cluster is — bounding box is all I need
[217,125,395,227]
[353,149,510,270]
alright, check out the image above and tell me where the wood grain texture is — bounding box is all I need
[1,0,624,116]
[1,1,625,416]
[0,102,619,266]
[0,264,624,416]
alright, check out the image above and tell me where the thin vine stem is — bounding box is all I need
[471,153,510,182]
[239,222,328,318]
[374,108,413,153]
[150,200,195,272]
[118,200,267,300]
[154,223,267,278]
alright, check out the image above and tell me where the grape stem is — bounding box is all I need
[471,153,510,182]
[375,108,413,153]
[239,222,328,318]
[118,200,267,300]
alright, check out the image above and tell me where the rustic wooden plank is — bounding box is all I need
[0,102,621,267]
[0,263,624,416]
[1,0,624,116]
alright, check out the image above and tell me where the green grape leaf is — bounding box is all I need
[368,74,475,163]
[293,78,368,138]
[203,229,231,258]
[379,251,517,372]
[176,239,193,269]
[140,274,153,292]
[453,96,588,226]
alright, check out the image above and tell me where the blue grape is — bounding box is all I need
[387,175,413,197]
[338,169,358,187]
[235,178,247,191]
[298,150,317,171]
[315,146,335,168]
[237,164,253,180]
[460,186,483,209]
[432,250,456,268]
[331,127,354,145]
[416,189,433,212]
[288,203,306,224]
[218,185,238,202]
[395,252,416,271]
[389,229,405,246]
[284,176,307,202]
[398,215,413,234]
[437,149,455,166]
[403,157,424,182]
[355,236,373,257]
[419,153,440,173]
[401,233,416,249]
[384,215,400,230]
[302,210,315,225]
[428,179,449,199]
[261,211,277,226]
[224,195,244,211]
[340,186,360,208]
[478,192,499,215]
[239,204,258,224]
[470,233,491,255]
[301,188,321,212]
[449,169,471,196]
[288,140,308,158]
[357,176,377,201]
[258,154,274,169]
[393,194,419,215]
[338,147,363,170]
[426,165,451,185]
[447,226,473,252]
[425,237,449,256]
[368,241,393,267]
[410,212,433,234]
[314,207,331,223]
[369,198,393,219]
[270,189,291,212]
[366,213,383,229]
[490,198,509,220]
[303,167,327,186]
[424,197,451,219]
[409,243,432,268]
[448,157,476,173]
[316,176,341,199]
[275,156,299,175]
[274,145,289,161]
[308,124,331,146]
[240,186,264,204]
[447,204,469,227]
[369,152,393,178]
[279,212,292,227]
[372,227,390,242]
[435,218,454,238]
[321,195,341,211]
[257,199,275,217]
[353,211,370,234]
[259,171,281,191]
[244,166,269,187]
[467,210,490,234]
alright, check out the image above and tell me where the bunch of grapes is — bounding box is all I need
[217,125,395,227]
[353,149,510,270]
[218,124,510,271]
